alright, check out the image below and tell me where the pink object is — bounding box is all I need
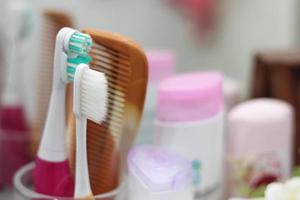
[34,158,74,197]
[146,50,175,83]
[227,98,293,197]
[170,0,217,33]
[228,99,293,157]
[157,71,224,122]
[0,106,30,187]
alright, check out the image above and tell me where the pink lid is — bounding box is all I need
[157,71,224,122]
[146,50,175,83]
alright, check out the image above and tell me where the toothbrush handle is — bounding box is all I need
[38,84,67,161]
[34,158,74,197]
[75,117,93,198]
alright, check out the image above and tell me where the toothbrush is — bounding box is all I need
[31,10,74,157]
[34,27,92,197]
[67,29,148,194]
[73,63,107,199]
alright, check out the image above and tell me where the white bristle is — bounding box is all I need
[80,68,108,123]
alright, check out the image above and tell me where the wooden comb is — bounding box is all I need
[68,28,148,195]
[30,10,74,157]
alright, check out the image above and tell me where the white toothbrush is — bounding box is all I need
[35,27,92,196]
[73,63,108,198]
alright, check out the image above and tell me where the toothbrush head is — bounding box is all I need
[68,32,92,55]
[74,64,108,123]
[64,31,93,82]
[67,55,92,81]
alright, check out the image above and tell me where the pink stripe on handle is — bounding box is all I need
[34,158,74,197]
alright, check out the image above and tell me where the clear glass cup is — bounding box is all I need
[13,162,127,200]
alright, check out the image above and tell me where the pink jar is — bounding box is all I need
[227,99,293,198]
[154,71,224,199]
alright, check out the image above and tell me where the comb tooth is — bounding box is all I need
[89,120,123,132]
[90,48,130,63]
[94,56,130,73]
[105,113,124,125]
[98,77,127,91]
[88,126,122,149]
[107,97,125,107]
[91,59,131,79]
[90,58,130,91]
[92,43,130,61]
[90,50,131,67]
[88,135,113,148]
[107,106,124,118]
[106,102,125,114]
[98,120,122,129]
[108,90,126,102]
[99,58,130,70]
[91,65,129,84]
[108,77,129,89]
[91,64,129,85]
[107,88,126,98]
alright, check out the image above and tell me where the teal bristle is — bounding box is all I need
[68,32,92,55]
[67,55,92,81]
[66,31,93,82]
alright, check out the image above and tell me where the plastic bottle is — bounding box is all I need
[154,71,224,199]
[128,145,193,200]
[136,50,175,144]
[227,98,293,198]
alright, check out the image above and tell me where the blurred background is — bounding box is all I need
[20,0,297,120]
[1,0,300,199]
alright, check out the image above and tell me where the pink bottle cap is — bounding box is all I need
[228,98,293,157]
[146,50,175,83]
[128,145,192,192]
[157,71,224,122]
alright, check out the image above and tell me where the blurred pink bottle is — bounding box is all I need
[0,0,33,187]
[0,107,30,187]
[155,71,224,199]
[136,50,175,144]
[227,99,293,198]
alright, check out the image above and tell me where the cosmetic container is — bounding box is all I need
[136,50,175,144]
[128,145,193,200]
[154,71,224,199]
[227,98,293,198]
[224,78,241,111]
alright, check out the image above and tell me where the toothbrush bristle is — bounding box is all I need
[66,32,93,82]
[67,55,92,81]
[69,32,92,55]
[80,69,108,123]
